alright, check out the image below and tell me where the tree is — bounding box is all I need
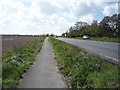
[69,26,74,32]
[110,14,119,37]
[74,21,88,31]
[68,30,80,37]
[62,33,66,37]
[46,34,49,37]
[92,20,98,27]
[50,33,54,37]
[99,14,118,37]
[118,14,120,37]
[62,14,119,38]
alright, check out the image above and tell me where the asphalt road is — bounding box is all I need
[56,38,119,62]
[18,37,66,88]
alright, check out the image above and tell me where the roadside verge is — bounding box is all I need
[49,37,120,88]
[2,37,45,88]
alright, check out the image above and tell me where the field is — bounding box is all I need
[2,35,41,55]
[2,36,45,88]
[49,37,120,88]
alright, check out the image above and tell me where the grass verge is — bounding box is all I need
[49,37,120,88]
[75,37,120,43]
[2,37,45,88]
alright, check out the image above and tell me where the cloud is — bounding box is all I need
[103,3,118,16]
[79,14,94,24]
[38,2,65,15]
[0,0,119,35]
[72,2,95,17]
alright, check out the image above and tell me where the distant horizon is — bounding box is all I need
[1,34,60,36]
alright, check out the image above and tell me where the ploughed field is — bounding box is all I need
[2,35,40,55]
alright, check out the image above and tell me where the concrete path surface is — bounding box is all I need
[18,37,66,88]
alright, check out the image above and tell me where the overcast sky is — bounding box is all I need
[0,0,119,35]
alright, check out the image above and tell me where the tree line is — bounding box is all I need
[62,14,120,38]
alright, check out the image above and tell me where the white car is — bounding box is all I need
[83,35,90,39]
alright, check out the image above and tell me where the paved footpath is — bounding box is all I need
[18,37,66,88]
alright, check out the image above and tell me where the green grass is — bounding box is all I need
[49,37,120,88]
[2,37,45,88]
[75,37,120,43]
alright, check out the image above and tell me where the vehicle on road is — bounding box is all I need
[83,35,90,39]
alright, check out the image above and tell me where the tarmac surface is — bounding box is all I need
[57,37,119,62]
